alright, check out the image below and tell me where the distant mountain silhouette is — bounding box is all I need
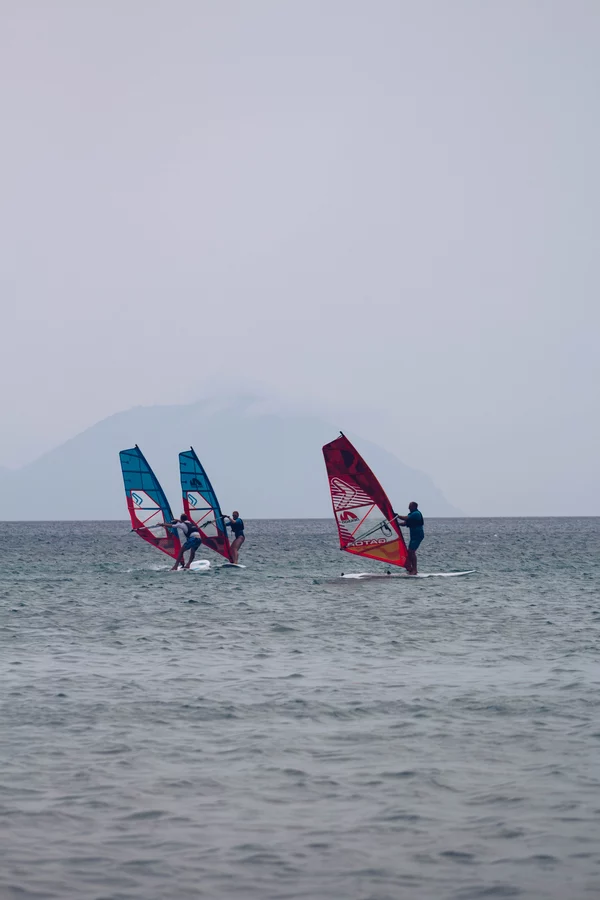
[0,398,461,519]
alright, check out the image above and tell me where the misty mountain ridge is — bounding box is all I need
[0,398,461,519]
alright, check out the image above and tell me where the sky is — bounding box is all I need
[1,0,599,515]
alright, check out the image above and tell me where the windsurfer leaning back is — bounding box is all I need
[147,514,201,570]
[171,515,203,571]
[396,502,424,575]
[223,511,245,564]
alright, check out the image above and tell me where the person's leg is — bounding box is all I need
[237,535,245,562]
[175,538,195,570]
[171,546,185,571]
[407,536,422,574]
[230,535,245,563]
[184,540,200,568]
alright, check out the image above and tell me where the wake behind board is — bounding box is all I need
[341,570,475,580]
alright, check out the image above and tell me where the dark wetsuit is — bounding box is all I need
[404,510,424,551]
[227,518,245,539]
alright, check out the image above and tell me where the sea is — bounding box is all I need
[1,518,599,900]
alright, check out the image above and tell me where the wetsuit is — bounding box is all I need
[227,518,244,539]
[404,510,424,551]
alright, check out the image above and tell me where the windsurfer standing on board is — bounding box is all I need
[147,514,202,570]
[395,502,424,575]
[223,511,245,564]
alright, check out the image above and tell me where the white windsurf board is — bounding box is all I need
[172,559,211,573]
[341,570,475,580]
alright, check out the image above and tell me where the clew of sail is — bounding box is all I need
[322,433,408,568]
[119,446,180,559]
[179,448,233,562]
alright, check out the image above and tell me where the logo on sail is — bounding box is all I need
[330,477,373,511]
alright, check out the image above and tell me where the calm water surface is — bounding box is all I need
[1,518,599,900]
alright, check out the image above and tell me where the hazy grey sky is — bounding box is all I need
[1,0,599,515]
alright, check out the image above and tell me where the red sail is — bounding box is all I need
[322,433,408,568]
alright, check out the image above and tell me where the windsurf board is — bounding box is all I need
[172,559,211,573]
[340,570,475,580]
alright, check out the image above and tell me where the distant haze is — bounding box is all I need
[0,398,460,520]
[1,2,598,515]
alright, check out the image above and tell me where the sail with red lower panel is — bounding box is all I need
[322,433,408,568]
[119,445,180,559]
[179,448,233,562]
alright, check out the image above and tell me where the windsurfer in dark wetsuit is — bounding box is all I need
[396,502,424,575]
[223,511,245,564]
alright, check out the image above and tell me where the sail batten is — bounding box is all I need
[322,434,408,568]
[179,448,233,562]
[119,446,180,559]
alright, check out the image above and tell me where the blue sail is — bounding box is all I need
[119,446,179,559]
[179,448,233,562]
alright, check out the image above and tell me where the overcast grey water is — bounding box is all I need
[1,518,599,900]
